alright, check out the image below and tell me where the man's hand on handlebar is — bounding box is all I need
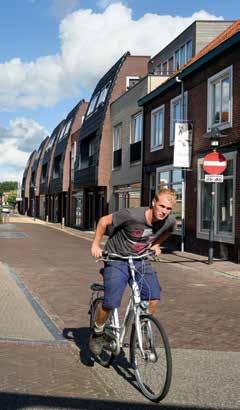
[91,243,103,258]
[150,244,162,257]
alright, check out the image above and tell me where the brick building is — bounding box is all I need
[139,21,240,262]
[74,52,150,229]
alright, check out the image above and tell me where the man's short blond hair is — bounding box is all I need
[154,188,177,203]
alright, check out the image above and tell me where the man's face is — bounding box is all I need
[152,194,174,221]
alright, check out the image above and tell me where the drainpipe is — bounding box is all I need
[176,75,186,253]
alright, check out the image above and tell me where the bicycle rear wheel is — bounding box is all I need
[89,297,114,367]
[130,314,172,402]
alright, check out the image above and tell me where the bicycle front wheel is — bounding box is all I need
[90,297,114,368]
[130,314,172,402]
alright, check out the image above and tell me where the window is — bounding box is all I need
[113,124,122,151]
[126,76,139,89]
[96,82,111,107]
[41,163,47,183]
[131,112,143,143]
[89,140,95,157]
[53,155,61,179]
[151,105,164,151]
[71,141,77,181]
[113,124,122,168]
[207,66,232,131]
[35,148,41,160]
[162,61,168,75]
[180,45,186,67]
[46,135,55,150]
[197,151,236,243]
[156,166,183,232]
[186,40,192,61]
[59,119,72,141]
[87,92,100,116]
[174,49,180,70]
[170,92,188,145]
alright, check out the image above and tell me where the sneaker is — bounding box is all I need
[89,332,105,356]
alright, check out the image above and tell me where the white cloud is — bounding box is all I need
[0,3,223,110]
[0,117,48,181]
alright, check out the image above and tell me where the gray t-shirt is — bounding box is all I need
[105,207,176,256]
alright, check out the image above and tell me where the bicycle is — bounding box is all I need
[88,251,172,402]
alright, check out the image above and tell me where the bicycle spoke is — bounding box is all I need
[130,315,172,402]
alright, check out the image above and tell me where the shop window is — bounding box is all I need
[156,166,183,233]
[197,152,235,243]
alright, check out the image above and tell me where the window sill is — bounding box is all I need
[150,145,164,152]
[207,122,231,132]
[130,161,141,167]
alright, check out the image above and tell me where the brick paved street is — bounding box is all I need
[0,215,239,409]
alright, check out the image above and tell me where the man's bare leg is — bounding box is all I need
[95,304,110,327]
[148,299,158,315]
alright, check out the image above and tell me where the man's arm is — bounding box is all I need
[91,214,113,258]
[151,223,177,256]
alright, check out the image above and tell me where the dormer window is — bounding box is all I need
[46,134,55,150]
[96,82,111,107]
[86,92,100,116]
[58,119,72,141]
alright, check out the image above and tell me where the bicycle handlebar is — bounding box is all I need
[100,250,155,261]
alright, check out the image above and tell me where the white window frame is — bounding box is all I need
[96,82,111,107]
[113,123,122,151]
[86,91,100,116]
[150,105,165,152]
[197,151,236,244]
[170,91,188,146]
[126,76,139,89]
[131,112,143,144]
[207,65,233,132]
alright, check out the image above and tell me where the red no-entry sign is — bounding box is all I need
[203,151,227,175]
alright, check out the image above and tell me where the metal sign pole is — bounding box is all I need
[208,185,215,264]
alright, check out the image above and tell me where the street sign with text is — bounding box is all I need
[203,151,227,175]
[204,174,224,183]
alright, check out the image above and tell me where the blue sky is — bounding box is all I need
[0,0,239,182]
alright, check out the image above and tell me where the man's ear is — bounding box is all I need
[152,198,156,208]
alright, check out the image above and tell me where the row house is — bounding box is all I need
[109,74,168,212]
[39,120,65,221]
[139,20,240,262]
[45,100,88,224]
[29,137,49,218]
[21,150,36,215]
[73,52,150,229]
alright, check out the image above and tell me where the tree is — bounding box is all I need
[6,190,17,207]
[0,181,18,192]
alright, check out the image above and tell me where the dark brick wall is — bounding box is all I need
[142,44,240,262]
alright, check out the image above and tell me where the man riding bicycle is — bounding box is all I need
[89,188,176,355]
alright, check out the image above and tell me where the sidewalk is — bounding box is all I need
[10,214,240,279]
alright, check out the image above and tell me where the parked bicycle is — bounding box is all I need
[88,251,172,402]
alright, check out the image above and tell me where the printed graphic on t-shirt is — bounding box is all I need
[130,228,156,252]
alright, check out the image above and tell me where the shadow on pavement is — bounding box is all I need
[0,392,232,410]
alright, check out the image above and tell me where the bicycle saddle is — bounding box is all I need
[91,283,104,291]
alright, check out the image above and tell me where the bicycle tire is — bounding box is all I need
[130,314,172,402]
[89,297,114,367]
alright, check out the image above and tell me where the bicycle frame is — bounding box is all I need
[102,255,149,357]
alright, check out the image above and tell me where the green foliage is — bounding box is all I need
[6,190,17,207]
[0,181,18,192]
